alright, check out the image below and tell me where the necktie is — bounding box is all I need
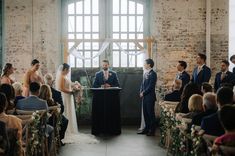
[221,72,226,81]
[104,71,109,80]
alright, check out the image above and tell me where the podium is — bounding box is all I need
[91,87,121,135]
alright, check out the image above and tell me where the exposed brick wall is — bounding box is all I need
[4,0,61,82]
[152,0,228,87]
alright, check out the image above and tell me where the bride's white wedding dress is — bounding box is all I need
[60,76,98,144]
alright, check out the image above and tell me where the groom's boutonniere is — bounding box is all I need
[109,73,112,76]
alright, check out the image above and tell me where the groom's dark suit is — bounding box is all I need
[140,69,157,134]
[191,65,211,87]
[93,70,120,88]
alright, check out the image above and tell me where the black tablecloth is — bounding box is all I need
[91,88,121,135]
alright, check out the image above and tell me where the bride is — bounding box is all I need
[55,63,98,144]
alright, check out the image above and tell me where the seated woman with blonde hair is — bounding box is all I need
[0,93,22,156]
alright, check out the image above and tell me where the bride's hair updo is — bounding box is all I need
[62,63,70,71]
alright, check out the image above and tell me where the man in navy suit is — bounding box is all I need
[176,61,190,90]
[214,60,235,92]
[192,53,211,87]
[230,55,235,74]
[201,87,234,136]
[93,59,120,88]
[138,59,157,136]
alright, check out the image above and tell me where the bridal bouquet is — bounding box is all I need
[72,81,83,106]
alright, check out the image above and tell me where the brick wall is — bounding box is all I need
[4,0,61,82]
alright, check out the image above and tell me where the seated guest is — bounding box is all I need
[175,61,190,90]
[93,59,120,88]
[44,73,64,114]
[175,82,202,113]
[201,87,234,136]
[164,79,182,102]
[191,92,217,126]
[0,84,15,112]
[182,94,203,119]
[16,82,48,111]
[43,74,68,145]
[212,105,235,152]
[201,82,213,94]
[0,93,23,156]
[214,60,235,92]
[12,82,25,106]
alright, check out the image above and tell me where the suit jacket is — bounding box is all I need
[214,71,235,92]
[164,90,181,102]
[16,95,48,111]
[93,70,120,88]
[51,87,64,114]
[192,65,211,86]
[233,67,235,74]
[191,109,217,126]
[140,70,157,102]
[201,112,225,136]
[176,71,190,89]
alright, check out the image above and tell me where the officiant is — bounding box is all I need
[93,59,120,88]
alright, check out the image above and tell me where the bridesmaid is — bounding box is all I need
[1,63,15,85]
[23,59,44,96]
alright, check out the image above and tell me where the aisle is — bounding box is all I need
[59,126,166,156]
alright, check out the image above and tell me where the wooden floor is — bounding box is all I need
[58,126,166,156]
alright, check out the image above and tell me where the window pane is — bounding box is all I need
[84,33,91,39]
[92,42,99,50]
[137,53,143,67]
[76,33,83,39]
[68,34,75,39]
[84,16,91,32]
[121,42,127,50]
[92,0,99,14]
[76,1,83,14]
[77,43,83,50]
[92,16,99,32]
[113,0,119,14]
[84,0,91,14]
[68,42,75,49]
[121,16,127,32]
[93,33,99,39]
[129,16,135,32]
[113,51,119,67]
[68,16,75,32]
[129,1,135,14]
[84,42,91,49]
[76,16,83,32]
[137,16,143,32]
[121,51,127,67]
[129,33,135,39]
[85,52,91,67]
[121,0,127,14]
[137,3,143,15]
[129,52,135,67]
[137,33,143,39]
[92,51,99,67]
[69,55,75,67]
[121,33,127,39]
[113,33,119,39]
[113,16,120,32]
[68,3,75,14]
[76,58,83,67]
[113,43,119,49]
[129,43,135,50]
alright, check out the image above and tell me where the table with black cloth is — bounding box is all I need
[91,87,121,135]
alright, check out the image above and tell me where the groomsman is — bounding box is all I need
[93,60,120,88]
[230,55,235,74]
[138,59,157,136]
[191,53,211,87]
[176,61,190,90]
[214,60,235,92]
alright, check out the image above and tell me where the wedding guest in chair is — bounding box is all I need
[164,79,182,102]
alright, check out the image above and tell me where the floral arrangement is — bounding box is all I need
[26,111,44,155]
[72,81,83,106]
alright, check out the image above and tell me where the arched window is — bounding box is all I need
[66,0,148,68]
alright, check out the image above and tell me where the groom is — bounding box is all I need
[93,59,120,88]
